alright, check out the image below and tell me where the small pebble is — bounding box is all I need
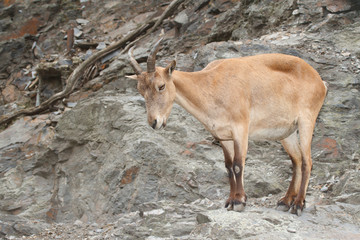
[90,223,99,228]
[74,28,83,38]
[67,102,77,108]
[287,228,297,233]
[76,18,89,25]
[74,219,83,227]
[320,185,328,192]
[96,42,106,50]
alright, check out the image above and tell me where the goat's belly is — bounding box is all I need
[249,124,297,141]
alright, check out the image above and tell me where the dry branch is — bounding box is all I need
[0,0,185,127]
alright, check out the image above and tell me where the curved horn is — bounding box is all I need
[147,38,163,73]
[128,46,143,75]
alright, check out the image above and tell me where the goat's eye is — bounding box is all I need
[158,84,166,92]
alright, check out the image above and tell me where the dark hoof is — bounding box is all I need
[276,201,291,212]
[291,205,303,216]
[233,201,246,212]
[226,204,233,211]
[225,200,246,212]
[225,200,234,211]
[291,201,305,216]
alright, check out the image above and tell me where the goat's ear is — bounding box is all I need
[165,60,176,76]
[126,75,139,81]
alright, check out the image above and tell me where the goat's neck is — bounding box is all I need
[172,71,211,125]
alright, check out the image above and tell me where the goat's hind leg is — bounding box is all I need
[277,131,302,212]
[291,118,315,216]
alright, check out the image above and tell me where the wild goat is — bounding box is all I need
[127,39,328,216]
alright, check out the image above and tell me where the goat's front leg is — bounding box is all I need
[221,141,236,210]
[232,137,248,212]
[221,125,249,211]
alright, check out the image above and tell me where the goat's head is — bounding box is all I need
[127,39,177,129]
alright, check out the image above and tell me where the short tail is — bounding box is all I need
[323,81,329,97]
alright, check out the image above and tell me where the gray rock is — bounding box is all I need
[0,4,15,19]
[84,49,93,60]
[73,220,83,227]
[76,18,89,25]
[287,228,297,233]
[12,76,32,91]
[0,215,49,237]
[74,27,83,38]
[96,42,106,50]
[0,17,12,32]
[332,171,360,205]
[174,11,189,25]
[189,203,360,239]
[0,38,26,77]
[209,0,296,42]
[196,213,211,224]
[66,102,77,108]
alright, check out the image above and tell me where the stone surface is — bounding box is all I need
[0,38,27,82]
[1,84,18,103]
[189,202,360,240]
[6,199,359,240]
[208,0,296,42]
[325,0,352,13]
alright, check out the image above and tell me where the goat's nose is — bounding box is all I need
[151,119,157,129]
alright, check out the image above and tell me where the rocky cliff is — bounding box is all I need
[0,0,359,239]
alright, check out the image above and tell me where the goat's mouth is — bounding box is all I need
[150,118,167,130]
